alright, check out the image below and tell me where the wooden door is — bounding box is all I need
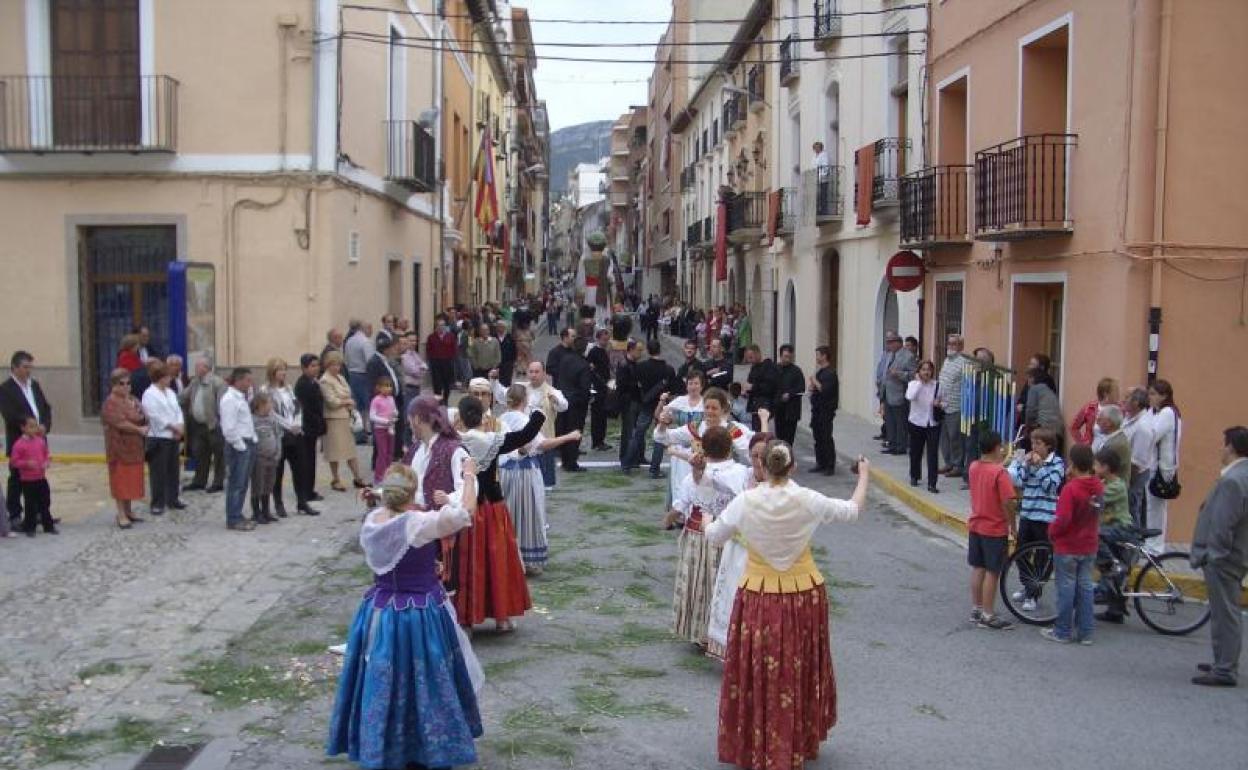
[51,0,140,148]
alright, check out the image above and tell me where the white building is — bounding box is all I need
[567,160,607,209]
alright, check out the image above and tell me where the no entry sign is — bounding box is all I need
[886,250,925,292]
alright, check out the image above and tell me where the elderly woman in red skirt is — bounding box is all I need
[100,368,149,529]
[705,442,870,770]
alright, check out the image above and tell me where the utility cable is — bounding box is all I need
[339,3,926,24]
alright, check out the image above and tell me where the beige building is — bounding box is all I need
[608,107,647,290]
[913,0,1248,544]
[507,7,549,297]
[0,0,448,433]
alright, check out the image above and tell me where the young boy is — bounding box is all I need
[10,416,55,537]
[1044,443,1103,644]
[1008,427,1065,611]
[966,431,1017,630]
[249,392,282,525]
[1093,448,1136,623]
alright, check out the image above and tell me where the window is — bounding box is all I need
[663,210,670,236]
[934,279,963,365]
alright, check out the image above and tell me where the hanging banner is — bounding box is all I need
[714,201,728,282]
[168,262,217,371]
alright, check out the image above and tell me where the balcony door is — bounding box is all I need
[51,0,140,148]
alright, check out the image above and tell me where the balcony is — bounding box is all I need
[814,0,842,50]
[680,164,695,192]
[975,134,1076,240]
[723,93,745,135]
[804,167,844,224]
[712,120,721,148]
[384,120,437,192]
[701,217,715,247]
[727,192,768,243]
[0,75,179,153]
[686,221,701,248]
[780,35,798,86]
[747,65,765,113]
[777,187,798,234]
[871,137,910,206]
[900,165,973,248]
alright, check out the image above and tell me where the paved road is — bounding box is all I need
[2,324,1243,770]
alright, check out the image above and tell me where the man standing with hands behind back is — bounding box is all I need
[879,331,916,455]
[809,345,839,475]
[772,345,805,445]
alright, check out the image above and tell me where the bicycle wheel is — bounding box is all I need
[999,541,1058,626]
[1132,552,1211,636]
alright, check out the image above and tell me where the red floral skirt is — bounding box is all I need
[108,462,145,502]
[718,584,836,770]
[452,499,532,626]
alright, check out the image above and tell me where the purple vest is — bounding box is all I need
[422,434,460,509]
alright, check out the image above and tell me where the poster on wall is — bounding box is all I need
[168,262,217,372]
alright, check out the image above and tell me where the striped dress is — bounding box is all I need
[662,395,704,507]
[499,409,548,570]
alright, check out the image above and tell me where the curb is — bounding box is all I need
[2,453,108,465]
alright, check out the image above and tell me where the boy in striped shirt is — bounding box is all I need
[1008,428,1065,611]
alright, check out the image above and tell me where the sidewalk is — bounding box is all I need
[654,331,972,536]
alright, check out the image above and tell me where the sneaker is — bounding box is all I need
[327,643,347,656]
[1040,628,1072,644]
[1010,590,1026,602]
[969,608,984,624]
[978,614,1016,631]
[1077,637,1094,646]
[1021,598,1038,613]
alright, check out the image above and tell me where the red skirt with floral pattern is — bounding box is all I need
[718,584,836,770]
[452,499,532,626]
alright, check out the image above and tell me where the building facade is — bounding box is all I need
[0,0,443,433]
[911,0,1248,544]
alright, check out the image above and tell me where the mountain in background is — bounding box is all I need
[549,120,614,200]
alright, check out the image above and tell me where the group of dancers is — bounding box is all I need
[326,366,873,770]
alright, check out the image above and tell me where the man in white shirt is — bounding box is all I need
[219,367,258,531]
[813,141,832,217]
[1121,386,1155,528]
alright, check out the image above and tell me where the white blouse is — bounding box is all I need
[1148,406,1181,478]
[654,419,754,464]
[705,480,859,571]
[141,385,184,439]
[905,379,939,428]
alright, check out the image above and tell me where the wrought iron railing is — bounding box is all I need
[727,191,768,236]
[804,167,843,222]
[0,74,179,153]
[872,137,910,204]
[900,165,972,246]
[680,164,695,192]
[686,221,701,248]
[814,0,842,45]
[975,134,1076,238]
[384,120,437,192]
[778,187,798,233]
[780,35,797,84]
[723,94,744,133]
[747,65,765,111]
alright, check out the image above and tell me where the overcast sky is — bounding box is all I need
[527,0,672,131]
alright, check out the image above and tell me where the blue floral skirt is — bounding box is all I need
[326,597,483,769]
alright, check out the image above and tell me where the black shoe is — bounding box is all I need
[205,485,224,494]
[43,525,59,534]
[150,507,165,516]
[1095,611,1126,624]
[169,501,187,510]
[298,505,321,516]
[24,528,35,538]
[823,468,836,476]
[927,486,939,494]
[649,472,665,480]
[1197,663,1215,673]
[1191,674,1237,687]
[593,444,614,452]
[872,433,886,440]
[184,483,205,492]
[274,500,289,518]
[808,466,827,474]
[227,520,257,531]
[309,492,325,502]
[910,478,920,487]
[563,466,587,473]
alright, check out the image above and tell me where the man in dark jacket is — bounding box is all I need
[292,354,325,514]
[704,338,734,392]
[614,340,641,467]
[586,329,613,451]
[772,344,806,445]
[0,350,52,525]
[743,344,779,431]
[624,339,675,477]
[496,321,517,386]
[546,328,574,390]
[809,345,840,475]
[557,336,593,472]
[672,339,701,397]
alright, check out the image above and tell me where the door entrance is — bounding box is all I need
[80,225,176,413]
[1012,281,1065,390]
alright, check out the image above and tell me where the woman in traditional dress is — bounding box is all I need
[326,461,484,770]
[654,387,767,465]
[454,385,545,631]
[662,426,753,649]
[706,443,870,770]
[705,431,772,659]
[498,383,582,575]
[657,370,706,506]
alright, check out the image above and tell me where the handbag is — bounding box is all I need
[349,409,364,434]
[1147,410,1182,500]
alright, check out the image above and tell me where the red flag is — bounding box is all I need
[714,201,728,282]
[473,130,498,233]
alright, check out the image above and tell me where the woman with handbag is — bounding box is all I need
[1144,379,1182,551]
[320,352,367,492]
[906,360,942,493]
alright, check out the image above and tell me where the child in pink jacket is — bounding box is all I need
[10,416,55,536]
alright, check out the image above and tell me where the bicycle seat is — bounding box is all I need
[1140,528,1163,539]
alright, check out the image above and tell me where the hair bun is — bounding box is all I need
[765,441,793,477]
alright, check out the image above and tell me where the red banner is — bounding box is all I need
[715,201,728,282]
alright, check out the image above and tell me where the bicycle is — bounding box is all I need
[999,528,1211,636]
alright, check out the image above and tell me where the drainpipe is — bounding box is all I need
[1148,0,1172,384]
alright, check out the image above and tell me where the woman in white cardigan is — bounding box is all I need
[1145,379,1181,550]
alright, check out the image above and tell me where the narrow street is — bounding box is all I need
[1,327,1242,770]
